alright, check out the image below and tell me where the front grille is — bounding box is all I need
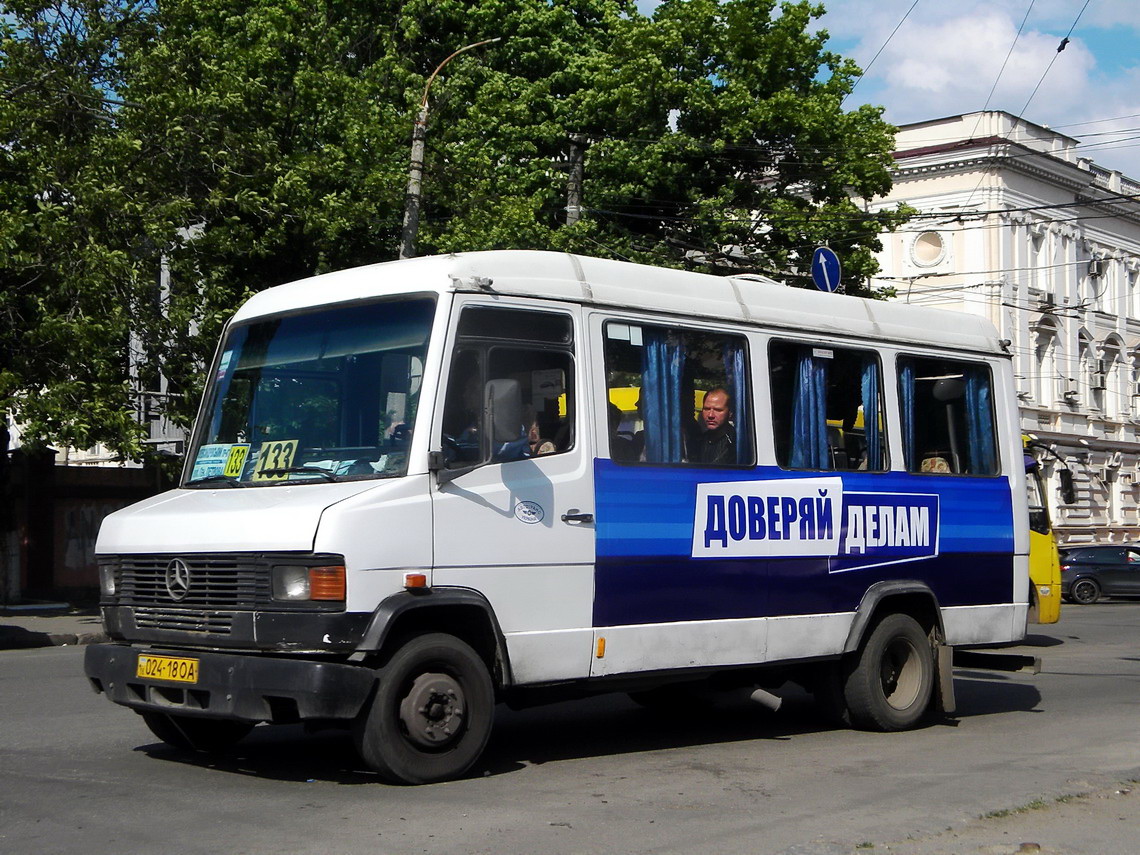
[100,552,345,638]
[110,554,269,608]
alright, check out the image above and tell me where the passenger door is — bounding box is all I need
[430,302,596,685]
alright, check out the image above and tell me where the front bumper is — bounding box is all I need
[84,644,376,724]
[100,605,371,652]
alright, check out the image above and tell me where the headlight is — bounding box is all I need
[272,565,345,602]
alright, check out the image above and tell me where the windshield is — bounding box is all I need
[1026,466,1050,535]
[185,296,436,487]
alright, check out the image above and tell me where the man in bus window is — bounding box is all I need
[691,387,735,465]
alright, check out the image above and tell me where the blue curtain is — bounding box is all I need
[899,360,916,471]
[642,331,685,463]
[965,368,996,474]
[724,341,750,464]
[790,350,828,469]
[861,359,882,470]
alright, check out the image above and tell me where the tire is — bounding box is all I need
[843,613,934,731]
[1070,578,1101,605]
[140,712,253,753]
[353,633,494,785]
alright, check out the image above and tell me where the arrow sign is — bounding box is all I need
[812,246,841,293]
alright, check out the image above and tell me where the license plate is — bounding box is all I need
[136,654,199,684]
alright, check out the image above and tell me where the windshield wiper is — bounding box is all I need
[257,466,342,482]
[184,475,243,488]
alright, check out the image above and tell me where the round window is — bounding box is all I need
[911,231,946,267]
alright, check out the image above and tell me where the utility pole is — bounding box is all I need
[399,38,501,260]
[566,133,587,226]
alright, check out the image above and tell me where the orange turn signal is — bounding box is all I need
[309,566,346,601]
[404,572,428,589]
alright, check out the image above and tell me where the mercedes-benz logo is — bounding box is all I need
[164,558,192,601]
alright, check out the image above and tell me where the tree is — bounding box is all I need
[0,0,907,459]
[574,0,908,289]
[0,1,158,457]
[396,0,907,290]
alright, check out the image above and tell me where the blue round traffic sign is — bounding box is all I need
[812,246,841,293]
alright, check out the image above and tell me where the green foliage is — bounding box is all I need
[0,1,156,455]
[0,0,908,459]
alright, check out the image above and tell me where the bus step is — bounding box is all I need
[952,650,1041,674]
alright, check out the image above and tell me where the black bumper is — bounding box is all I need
[84,644,376,724]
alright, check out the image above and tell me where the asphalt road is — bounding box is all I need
[1,603,1139,855]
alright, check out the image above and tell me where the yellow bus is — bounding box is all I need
[1024,437,1074,624]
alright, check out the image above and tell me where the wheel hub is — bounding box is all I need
[399,672,466,749]
[880,638,922,710]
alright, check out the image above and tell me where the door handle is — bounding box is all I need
[561,511,594,524]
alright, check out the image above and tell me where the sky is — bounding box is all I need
[636,0,1140,178]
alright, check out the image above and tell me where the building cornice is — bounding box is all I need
[892,138,1140,228]
[893,139,1092,193]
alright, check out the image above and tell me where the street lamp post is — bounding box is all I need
[399,37,501,260]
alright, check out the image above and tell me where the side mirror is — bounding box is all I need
[1058,468,1076,505]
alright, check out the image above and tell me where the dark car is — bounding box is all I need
[1059,545,1140,604]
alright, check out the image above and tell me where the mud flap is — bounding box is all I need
[935,641,956,716]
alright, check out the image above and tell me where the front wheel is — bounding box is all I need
[843,613,934,731]
[353,633,494,785]
[1070,578,1101,605]
[139,712,252,752]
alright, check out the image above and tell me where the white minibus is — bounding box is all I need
[85,251,1029,783]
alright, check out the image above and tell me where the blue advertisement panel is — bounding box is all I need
[593,460,1015,627]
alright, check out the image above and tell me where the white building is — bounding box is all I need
[869,110,1140,544]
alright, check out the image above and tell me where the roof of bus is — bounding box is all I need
[232,250,1006,355]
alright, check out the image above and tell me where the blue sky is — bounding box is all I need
[636,1,1140,177]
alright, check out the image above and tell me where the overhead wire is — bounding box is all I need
[841,0,922,107]
[1016,0,1092,120]
[960,0,1090,210]
[966,0,1035,141]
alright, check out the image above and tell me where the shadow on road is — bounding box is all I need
[951,675,1042,717]
[137,726,375,784]
[135,673,1043,785]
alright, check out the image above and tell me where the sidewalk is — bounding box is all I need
[0,605,109,650]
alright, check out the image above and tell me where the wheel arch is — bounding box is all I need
[356,589,512,686]
[843,580,945,654]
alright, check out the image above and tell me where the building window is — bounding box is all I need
[1033,325,1058,407]
[1131,356,1140,420]
[911,231,946,267]
[1102,346,1123,420]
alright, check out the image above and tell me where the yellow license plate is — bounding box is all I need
[136,654,199,684]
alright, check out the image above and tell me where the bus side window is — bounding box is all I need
[602,321,751,466]
[897,355,998,475]
[770,340,887,472]
[440,307,575,467]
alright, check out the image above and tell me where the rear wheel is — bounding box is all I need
[843,613,934,731]
[140,712,253,752]
[1070,578,1101,605]
[353,633,494,785]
